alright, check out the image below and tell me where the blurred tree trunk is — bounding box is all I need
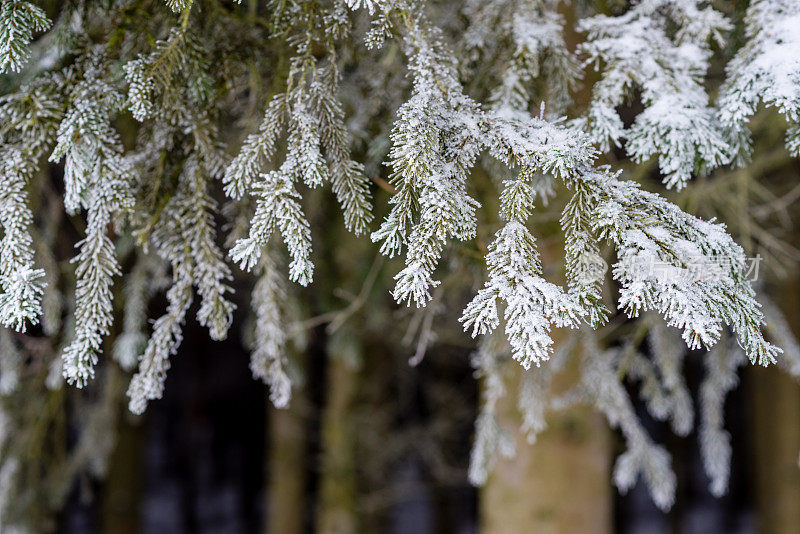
[100,413,144,534]
[750,364,800,533]
[265,384,309,534]
[480,354,613,534]
[749,280,800,534]
[315,333,360,534]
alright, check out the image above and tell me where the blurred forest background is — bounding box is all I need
[57,304,800,534]
[2,1,800,533]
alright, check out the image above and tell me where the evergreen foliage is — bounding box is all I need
[0,0,798,526]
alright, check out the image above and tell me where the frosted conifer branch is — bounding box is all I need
[49,62,135,387]
[0,4,795,516]
[230,169,314,285]
[517,349,554,443]
[123,25,213,124]
[647,318,694,436]
[311,67,374,235]
[718,0,800,162]
[579,0,731,189]
[113,254,164,371]
[127,262,193,414]
[249,251,292,408]
[463,0,580,116]
[581,334,677,511]
[468,332,515,485]
[0,78,62,332]
[224,94,288,200]
[182,153,235,341]
[460,214,583,368]
[0,150,45,331]
[577,168,781,366]
[127,118,235,411]
[130,169,231,410]
[560,175,609,327]
[699,336,745,497]
[227,55,372,285]
[345,0,383,15]
[372,18,484,307]
[165,0,192,13]
[0,1,50,74]
[361,1,778,371]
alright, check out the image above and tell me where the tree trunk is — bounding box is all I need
[315,333,360,534]
[749,279,800,533]
[100,413,144,534]
[265,390,309,534]
[480,348,613,534]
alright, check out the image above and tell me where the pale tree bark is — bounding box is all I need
[749,280,800,534]
[750,366,800,533]
[480,353,613,534]
[315,333,360,534]
[265,385,309,534]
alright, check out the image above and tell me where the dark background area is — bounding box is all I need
[56,319,768,534]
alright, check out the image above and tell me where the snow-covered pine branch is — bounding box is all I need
[128,123,235,413]
[373,20,482,307]
[646,317,694,436]
[127,261,193,414]
[578,0,731,189]
[165,0,192,13]
[560,166,610,327]
[355,0,780,370]
[578,167,780,366]
[0,77,61,332]
[249,250,292,408]
[113,253,164,371]
[583,335,677,511]
[699,334,745,497]
[463,118,779,368]
[119,16,237,411]
[718,0,800,162]
[463,0,580,116]
[1,1,799,522]
[163,0,242,13]
[227,53,372,286]
[459,115,595,367]
[0,0,50,74]
[0,149,45,332]
[49,57,135,387]
[468,331,515,485]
